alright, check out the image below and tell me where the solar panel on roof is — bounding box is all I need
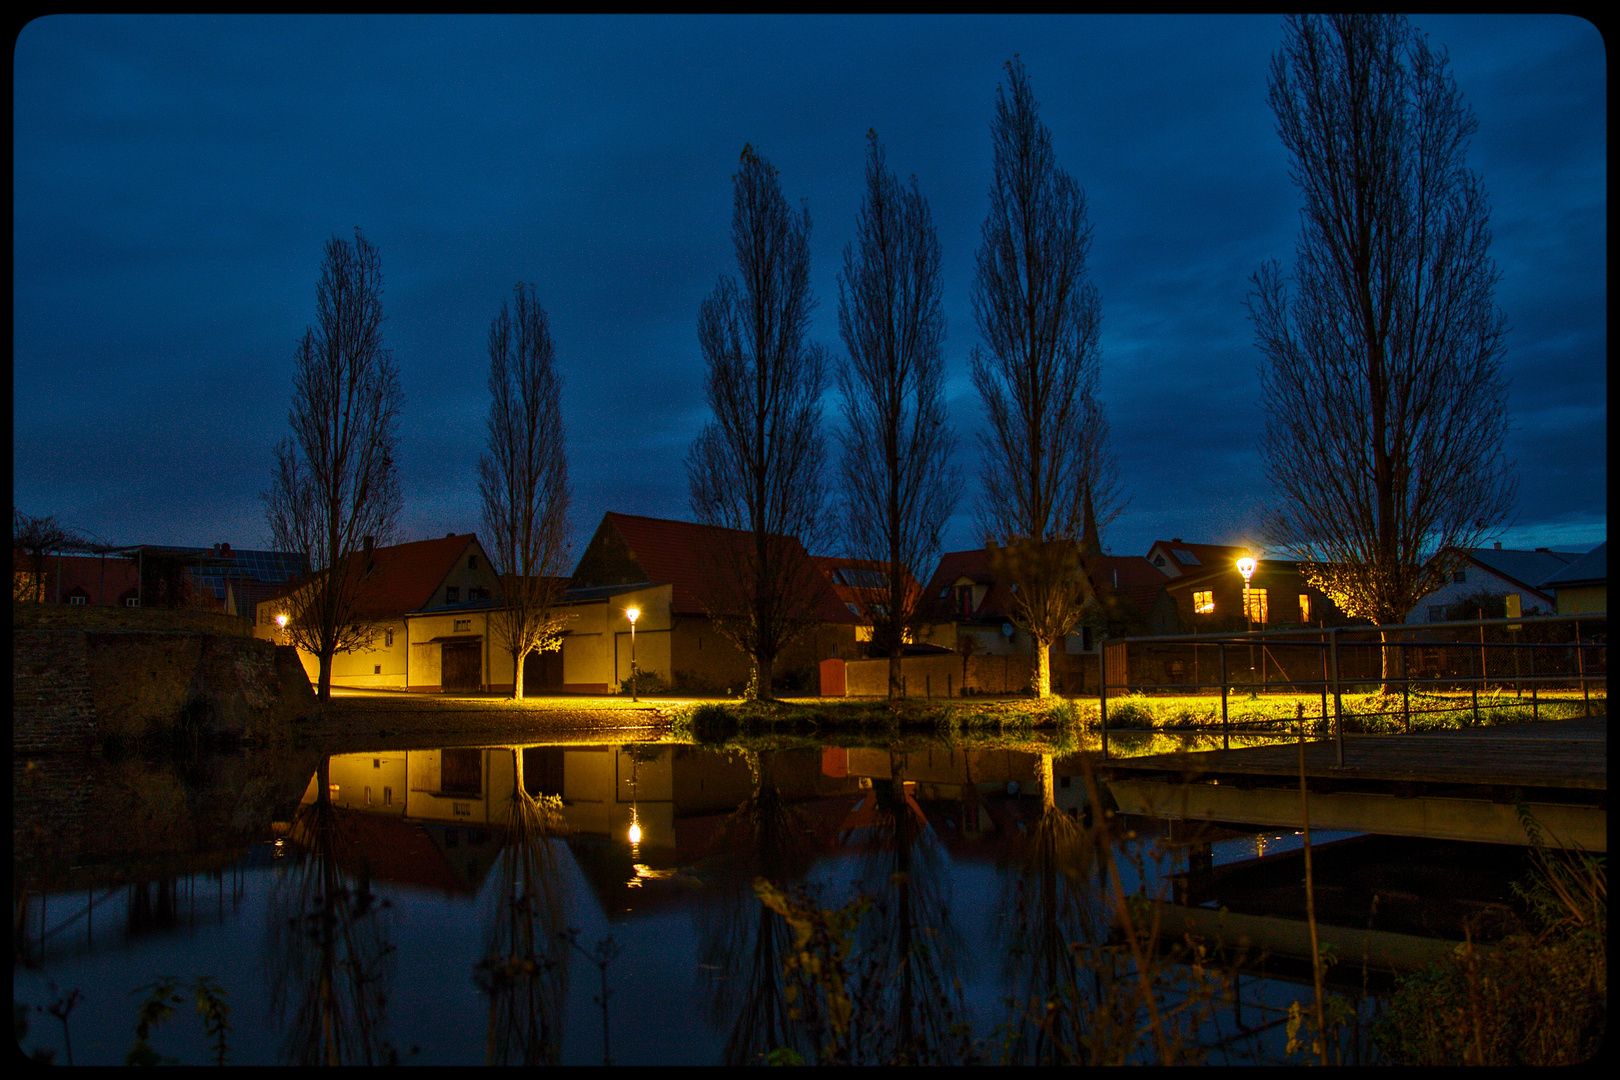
[1172,549,1200,565]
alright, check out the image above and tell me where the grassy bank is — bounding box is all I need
[1099,689,1602,734]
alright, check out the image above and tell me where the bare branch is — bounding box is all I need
[1250,15,1515,639]
[479,284,573,698]
[687,145,830,700]
[262,229,403,700]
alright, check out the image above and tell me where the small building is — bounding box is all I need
[256,533,509,692]
[1404,544,1574,624]
[1152,541,1350,633]
[1537,542,1606,616]
[560,513,861,695]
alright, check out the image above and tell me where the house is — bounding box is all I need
[811,555,928,651]
[1537,542,1606,616]
[920,547,1176,654]
[1150,541,1351,633]
[256,533,508,692]
[13,550,141,607]
[559,512,860,694]
[11,543,306,615]
[1404,544,1574,624]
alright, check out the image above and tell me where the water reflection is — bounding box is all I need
[842,750,970,1064]
[473,749,569,1065]
[697,750,821,1065]
[265,757,398,1065]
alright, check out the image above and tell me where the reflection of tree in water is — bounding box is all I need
[696,750,820,1066]
[265,758,397,1065]
[842,751,971,1064]
[998,752,1108,1064]
[473,750,569,1065]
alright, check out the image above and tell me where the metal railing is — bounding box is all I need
[1098,613,1606,764]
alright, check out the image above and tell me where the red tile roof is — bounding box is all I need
[263,534,478,620]
[588,513,848,622]
[811,555,920,624]
[921,548,1170,622]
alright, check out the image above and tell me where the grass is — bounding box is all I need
[1099,689,1602,735]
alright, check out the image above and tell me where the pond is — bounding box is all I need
[14,729,1528,1065]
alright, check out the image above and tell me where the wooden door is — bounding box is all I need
[442,642,482,690]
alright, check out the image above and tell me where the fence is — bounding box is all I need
[1098,613,1607,763]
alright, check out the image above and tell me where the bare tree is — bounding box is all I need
[1250,15,1514,680]
[11,510,86,602]
[835,131,957,701]
[688,145,830,701]
[264,229,402,702]
[971,59,1118,698]
[479,283,572,699]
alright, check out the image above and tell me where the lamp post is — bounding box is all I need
[1236,556,1257,690]
[626,606,639,702]
[275,612,288,646]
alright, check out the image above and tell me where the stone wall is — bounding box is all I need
[13,599,255,636]
[13,627,315,753]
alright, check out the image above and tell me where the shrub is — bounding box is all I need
[617,669,672,696]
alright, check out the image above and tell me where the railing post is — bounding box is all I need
[1099,639,1109,761]
[1531,640,1539,722]
[1220,642,1229,751]
[1329,628,1343,768]
[1470,646,1479,726]
[1319,629,1328,730]
[1402,636,1410,734]
[1576,619,1589,718]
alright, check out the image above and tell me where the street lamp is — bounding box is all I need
[275,612,289,645]
[626,606,640,702]
[1236,556,1257,689]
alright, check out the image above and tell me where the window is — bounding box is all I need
[384,629,394,647]
[1193,590,1214,614]
[125,597,139,607]
[445,586,460,603]
[365,786,373,806]
[69,595,86,605]
[373,664,382,675]
[1298,594,1311,623]
[383,786,393,807]
[1428,605,1446,622]
[1244,588,1268,624]
[453,618,472,633]
[468,555,478,570]
[469,587,489,601]
[1452,570,1467,584]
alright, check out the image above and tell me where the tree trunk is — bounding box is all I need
[1033,638,1052,698]
[888,651,903,701]
[317,650,333,702]
[755,657,774,702]
[512,648,526,700]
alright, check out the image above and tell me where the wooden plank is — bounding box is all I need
[1101,727,1605,791]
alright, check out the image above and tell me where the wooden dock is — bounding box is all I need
[1096,717,1606,850]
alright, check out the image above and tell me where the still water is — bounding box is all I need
[16,735,1399,1065]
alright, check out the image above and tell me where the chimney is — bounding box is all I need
[1171,538,1182,544]
[1494,541,1502,550]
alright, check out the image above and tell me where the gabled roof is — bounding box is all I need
[1539,542,1606,589]
[1450,546,1576,595]
[576,512,848,622]
[919,548,1167,624]
[1144,539,1252,577]
[1089,555,1172,614]
[812,555,919,624]
[263,534,481,620]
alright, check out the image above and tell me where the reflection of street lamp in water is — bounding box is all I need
[1236,556,1257,689]
[626,606,640,702]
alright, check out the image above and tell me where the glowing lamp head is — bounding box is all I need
[626,606,640,625]
[275,613,289,629]
[1236,556,1257,582]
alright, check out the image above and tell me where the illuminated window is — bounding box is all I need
[1245,588,1269,624]
[1193,590,1214,614]
[1298,594,1311,623]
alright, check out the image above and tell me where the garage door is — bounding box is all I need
[441,642,482,690]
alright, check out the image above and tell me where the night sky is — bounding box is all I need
[13,15,1606,569]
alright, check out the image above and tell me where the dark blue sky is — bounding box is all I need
[13,15,1606,568]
